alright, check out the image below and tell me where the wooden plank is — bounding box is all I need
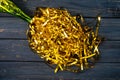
[0,40,120,62]
[0,40,40,61]
[0,18,120,40]
[99,18,120,41]
[0,1,119,80]
[0,0,120,17]
[0,18,28,39]
[0,62,119,80]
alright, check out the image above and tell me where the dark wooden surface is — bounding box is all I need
[0,0,120,80]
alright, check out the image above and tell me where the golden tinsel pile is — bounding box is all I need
[27,7,101,73]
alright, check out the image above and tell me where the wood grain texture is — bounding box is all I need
[0,0,120,80]
[0,0,120,17]
[0,18,120,40]
[0,40,120,63]
[0,62,120,80]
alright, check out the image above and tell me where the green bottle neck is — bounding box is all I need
[0,0,31,23]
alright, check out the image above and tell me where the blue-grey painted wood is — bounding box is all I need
[0,40,120,63]
[0,0,119,17]
[0,0,120,80]
[0,18,120,40]
[0,18,27,39]
[0,62,120,80]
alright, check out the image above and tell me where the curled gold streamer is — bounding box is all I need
[0,0,102,73]
[27,7,101,73]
